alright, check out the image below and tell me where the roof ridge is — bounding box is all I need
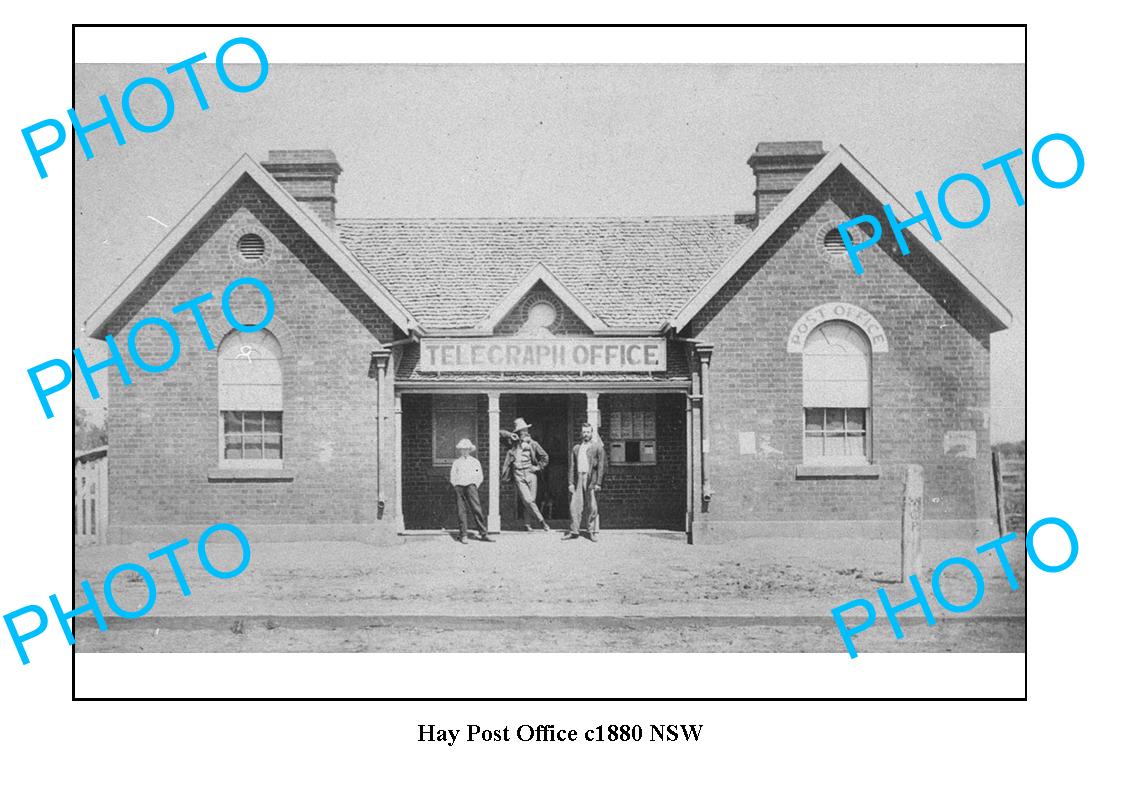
[335,214,740,223]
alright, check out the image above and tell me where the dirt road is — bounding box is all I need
[75,531,1027,653]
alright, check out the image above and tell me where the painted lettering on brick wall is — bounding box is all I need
[418,337,667,373]
[22,36,269,179]
[839,133,1083,275]
[787,302,888,352]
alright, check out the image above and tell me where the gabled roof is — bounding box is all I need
[474,263,607,333]
[336,216,752,331]
[85,155,418,339]
[670,145,1014,331]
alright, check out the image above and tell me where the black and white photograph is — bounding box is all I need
[18,13,1123,795]
[63,57,1028,660]
[70,57,1026,657]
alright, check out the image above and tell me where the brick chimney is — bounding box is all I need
[747,141,825,220]
[261,149,342,230]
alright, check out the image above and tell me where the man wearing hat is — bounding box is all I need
[501,418,552,532]
[449,438,493,544]
[565,422,606,542]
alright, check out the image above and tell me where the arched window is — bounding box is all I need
[802,320,871,463]
[218,330,283,466]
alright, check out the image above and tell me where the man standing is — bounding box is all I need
[449,438,493,544]
[501,418,551,532]
[565,422,606,541]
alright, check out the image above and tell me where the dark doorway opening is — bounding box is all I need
[513,395,571,523]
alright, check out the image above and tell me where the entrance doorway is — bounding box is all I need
[513,395,571,524]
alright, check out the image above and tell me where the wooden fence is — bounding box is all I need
[993,448,1027,534]
[74,446,108,545]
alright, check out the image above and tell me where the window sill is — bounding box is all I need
[796,463,881,479]
[208,466,295,483]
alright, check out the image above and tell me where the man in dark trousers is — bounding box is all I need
[565,422,606,541]
[449,438,493,543]
[501,418,551,532]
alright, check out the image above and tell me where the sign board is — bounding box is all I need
[418,337,667,373]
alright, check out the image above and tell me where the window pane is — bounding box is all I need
[804,433,823,458]
[224,435,243,459]
[625,440,640,462]
[433,398,477,463]
[823,433,846,458]
[244,413,263,433]
[845,409,866,431]
[846,433,867,458]
[264,433,282,459]
[825,408,845,431]
[223,411,243,433]
[805,408,824,432]
[263,412,282,433]
[243,434,263,458]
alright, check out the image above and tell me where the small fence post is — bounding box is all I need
[901,464,923,582]
[992,449,1008,536]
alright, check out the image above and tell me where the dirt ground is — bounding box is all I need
[75,531,1027,653]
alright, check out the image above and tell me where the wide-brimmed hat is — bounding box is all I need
[455,438,476,451]
[512,418,532,433]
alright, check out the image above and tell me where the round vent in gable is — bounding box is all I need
[526,301,557,330]
[823,228,847,256]
[238,233,266,261]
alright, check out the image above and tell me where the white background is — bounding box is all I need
[0,5,1108,793]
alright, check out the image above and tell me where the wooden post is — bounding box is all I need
[901,464,923,582]
[394,393,404,534]
[684,392,694,537]
[992,449,1008,536]
[585,392,600,534]
[487,391,501,533]
[97,455,108,545]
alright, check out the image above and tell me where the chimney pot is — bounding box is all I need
[747,141,825,220]
[261,149,342,230]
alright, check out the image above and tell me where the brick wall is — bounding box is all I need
[401,393,493,529]
[105,176,401,544]
[596,394,687,530]
[690,169,999,540]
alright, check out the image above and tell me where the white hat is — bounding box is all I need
[455,438,476,451]
[513,418,532,433]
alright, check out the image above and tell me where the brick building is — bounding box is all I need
[86,142,1012,544]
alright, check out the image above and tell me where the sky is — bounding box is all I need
[74,63,1025,441]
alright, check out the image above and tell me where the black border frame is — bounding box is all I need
[72,21,1028,700]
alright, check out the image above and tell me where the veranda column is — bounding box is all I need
[394,392,405,534]
[585,391,600,432]
[487,391,501,533]
[689,355,705,543]
[684,391,694,536]
[585,391,601,533]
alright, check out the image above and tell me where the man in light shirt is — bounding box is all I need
[449,438,493,544]
[565,422,606,542]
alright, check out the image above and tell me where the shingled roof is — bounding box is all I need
[336,217,753,330]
